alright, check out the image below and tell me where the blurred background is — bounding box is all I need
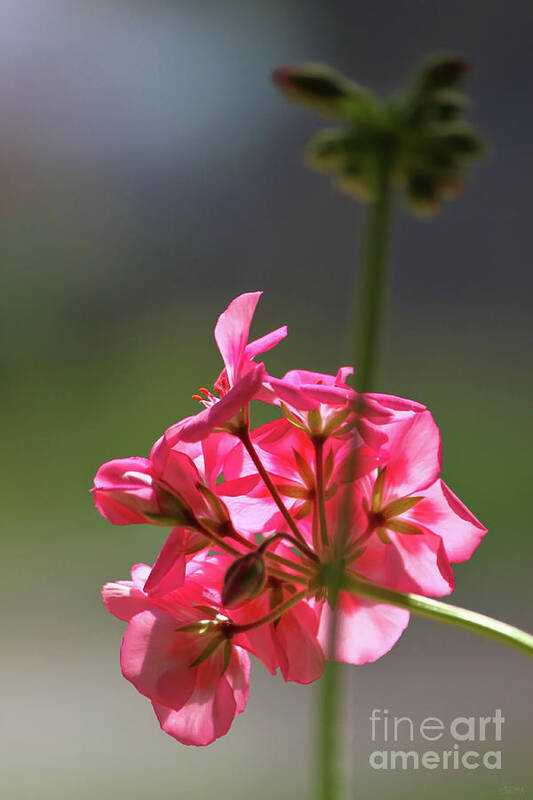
[1,1,531,798]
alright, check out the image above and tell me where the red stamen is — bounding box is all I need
[191,394,202,401]
[199,387,210,396]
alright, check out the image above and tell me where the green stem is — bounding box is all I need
[318,151,394,800]
[260,531,318,563]
[317,659,341,800]
[232,589,308,633]
[239,427,308,547]
[265,551,314,576]
[314,439,330,551]
[353,150,394,393]
[344,573,533,656]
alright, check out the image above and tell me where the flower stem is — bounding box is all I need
[260,531,318,563]
[232,589,308,633]
[352,149,394,393]
[344,573,533,656]
[318,150,394,800]
[314,439,330,551]
[265,551,314,576]
[239,427,308,547]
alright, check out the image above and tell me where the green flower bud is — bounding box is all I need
[416,53,471,92]
[272,63,369,118]
[273,53,486,215]
[222,551,267,608]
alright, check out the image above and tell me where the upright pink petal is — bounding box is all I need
[214,291,262,384]
[245,325,287,359]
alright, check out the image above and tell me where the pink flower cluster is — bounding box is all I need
[94,292,486,745]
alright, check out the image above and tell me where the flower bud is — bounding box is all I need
[417,54,471,92]
[272,63,367,117]
[222,551,267,608]
[92,458,193,526]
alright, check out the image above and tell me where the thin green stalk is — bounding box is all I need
[232,589,308,633]
[239,427,308,547]
[352,151,394,393]
[344,573,533,656]
[260,531,318,563]
[318,151,394,800]
[314,438,330,551]
[265,551,315,576]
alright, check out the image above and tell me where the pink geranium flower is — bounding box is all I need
[218,417,381,538]
[264,366,426,444]
[167,292,287,444]
[95,290,489,746]
[103,555,251,746]
[93,437,240,596]
[350,410,486,597]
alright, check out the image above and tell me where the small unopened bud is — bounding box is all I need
[272,63,365,117]
[196,483,231,526]
[222,551,267,608]
[406,172,441,216]
[418,54,471,91]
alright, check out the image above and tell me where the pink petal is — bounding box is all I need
[356,528,455,596]
[92,457,155,524]
[382,410,442,500]
[102,577,150,622]
[266,376,320,410]
[405,479,487,562]
[274,603,324,684]
[163,415,200,449]
[120,609,196,710]
[152,648,250,745]
[143,528,187,597]
[214,291,262,384]
[160,450,202,497]
[335,366,354,385]
[179,364,265,443]
[201,432,241,489]
[318,593,410,664]
[130,563,152,587]
[152,678,235,746]
[291,383,351,407]
[245,325,287,359]
[364,392,426,415]
[224,647,251,715]
[282,368,339,386]
[236,625,278,674]
[93,457,152,490]
[93,493,150,525]
[233,595,278,674]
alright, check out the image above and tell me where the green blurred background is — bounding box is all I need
[1,1,531,798]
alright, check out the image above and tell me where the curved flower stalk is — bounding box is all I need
[93,292,533,749]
